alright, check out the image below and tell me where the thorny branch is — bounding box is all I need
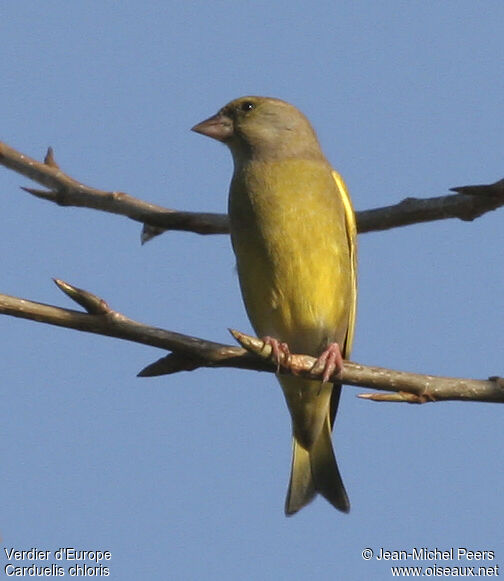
[1,280,503,404]
[1,140,503,240]
[1,140,503,403]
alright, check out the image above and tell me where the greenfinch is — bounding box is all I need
[192,96,357,515]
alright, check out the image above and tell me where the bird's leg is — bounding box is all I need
[262,336,291,372]
[311,342,344,383]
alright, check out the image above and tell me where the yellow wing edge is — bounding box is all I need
[332,170,357,359]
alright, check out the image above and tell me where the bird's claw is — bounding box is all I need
[311,342,344,383]
[262,336,292,372]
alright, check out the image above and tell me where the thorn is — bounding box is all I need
[53,278,110,315]
[451,178,504,196]
[141,224,165,245]
[229,329,300,374]
[21,186,57,201]
[138,353,200,377]
[138,356,173,377]
[44,146,59,168]
[229,328,273,359]
[358,391,428,403]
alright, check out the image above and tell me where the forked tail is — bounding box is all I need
[285,415,349,516]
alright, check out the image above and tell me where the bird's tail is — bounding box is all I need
[285,414,350,516]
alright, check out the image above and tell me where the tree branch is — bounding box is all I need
[1,280,502,404]
[2,141,503,402]
[0,141,228,236]
[1,140,503,239]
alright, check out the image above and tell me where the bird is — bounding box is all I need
[192,96,357,515]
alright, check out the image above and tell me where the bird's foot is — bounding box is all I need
[311,342,344,383]
[262,336,292,372]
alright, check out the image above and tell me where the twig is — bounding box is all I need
[0,279,242,364]
[1,280,502,404]
[1,141,503,238]
[0,141,228,235]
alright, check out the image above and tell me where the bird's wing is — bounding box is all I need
[332,169,357,359]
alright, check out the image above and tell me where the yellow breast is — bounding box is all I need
[228,158,355,357]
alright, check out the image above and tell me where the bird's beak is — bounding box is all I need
[191,113,233,142]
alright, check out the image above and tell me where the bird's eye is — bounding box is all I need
[240,101,255,112]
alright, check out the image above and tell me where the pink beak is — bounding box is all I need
[191,113,233,142]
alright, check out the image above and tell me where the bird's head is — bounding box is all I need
[192,96,323,163]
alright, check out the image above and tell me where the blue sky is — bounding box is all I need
[1,2,503,580]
